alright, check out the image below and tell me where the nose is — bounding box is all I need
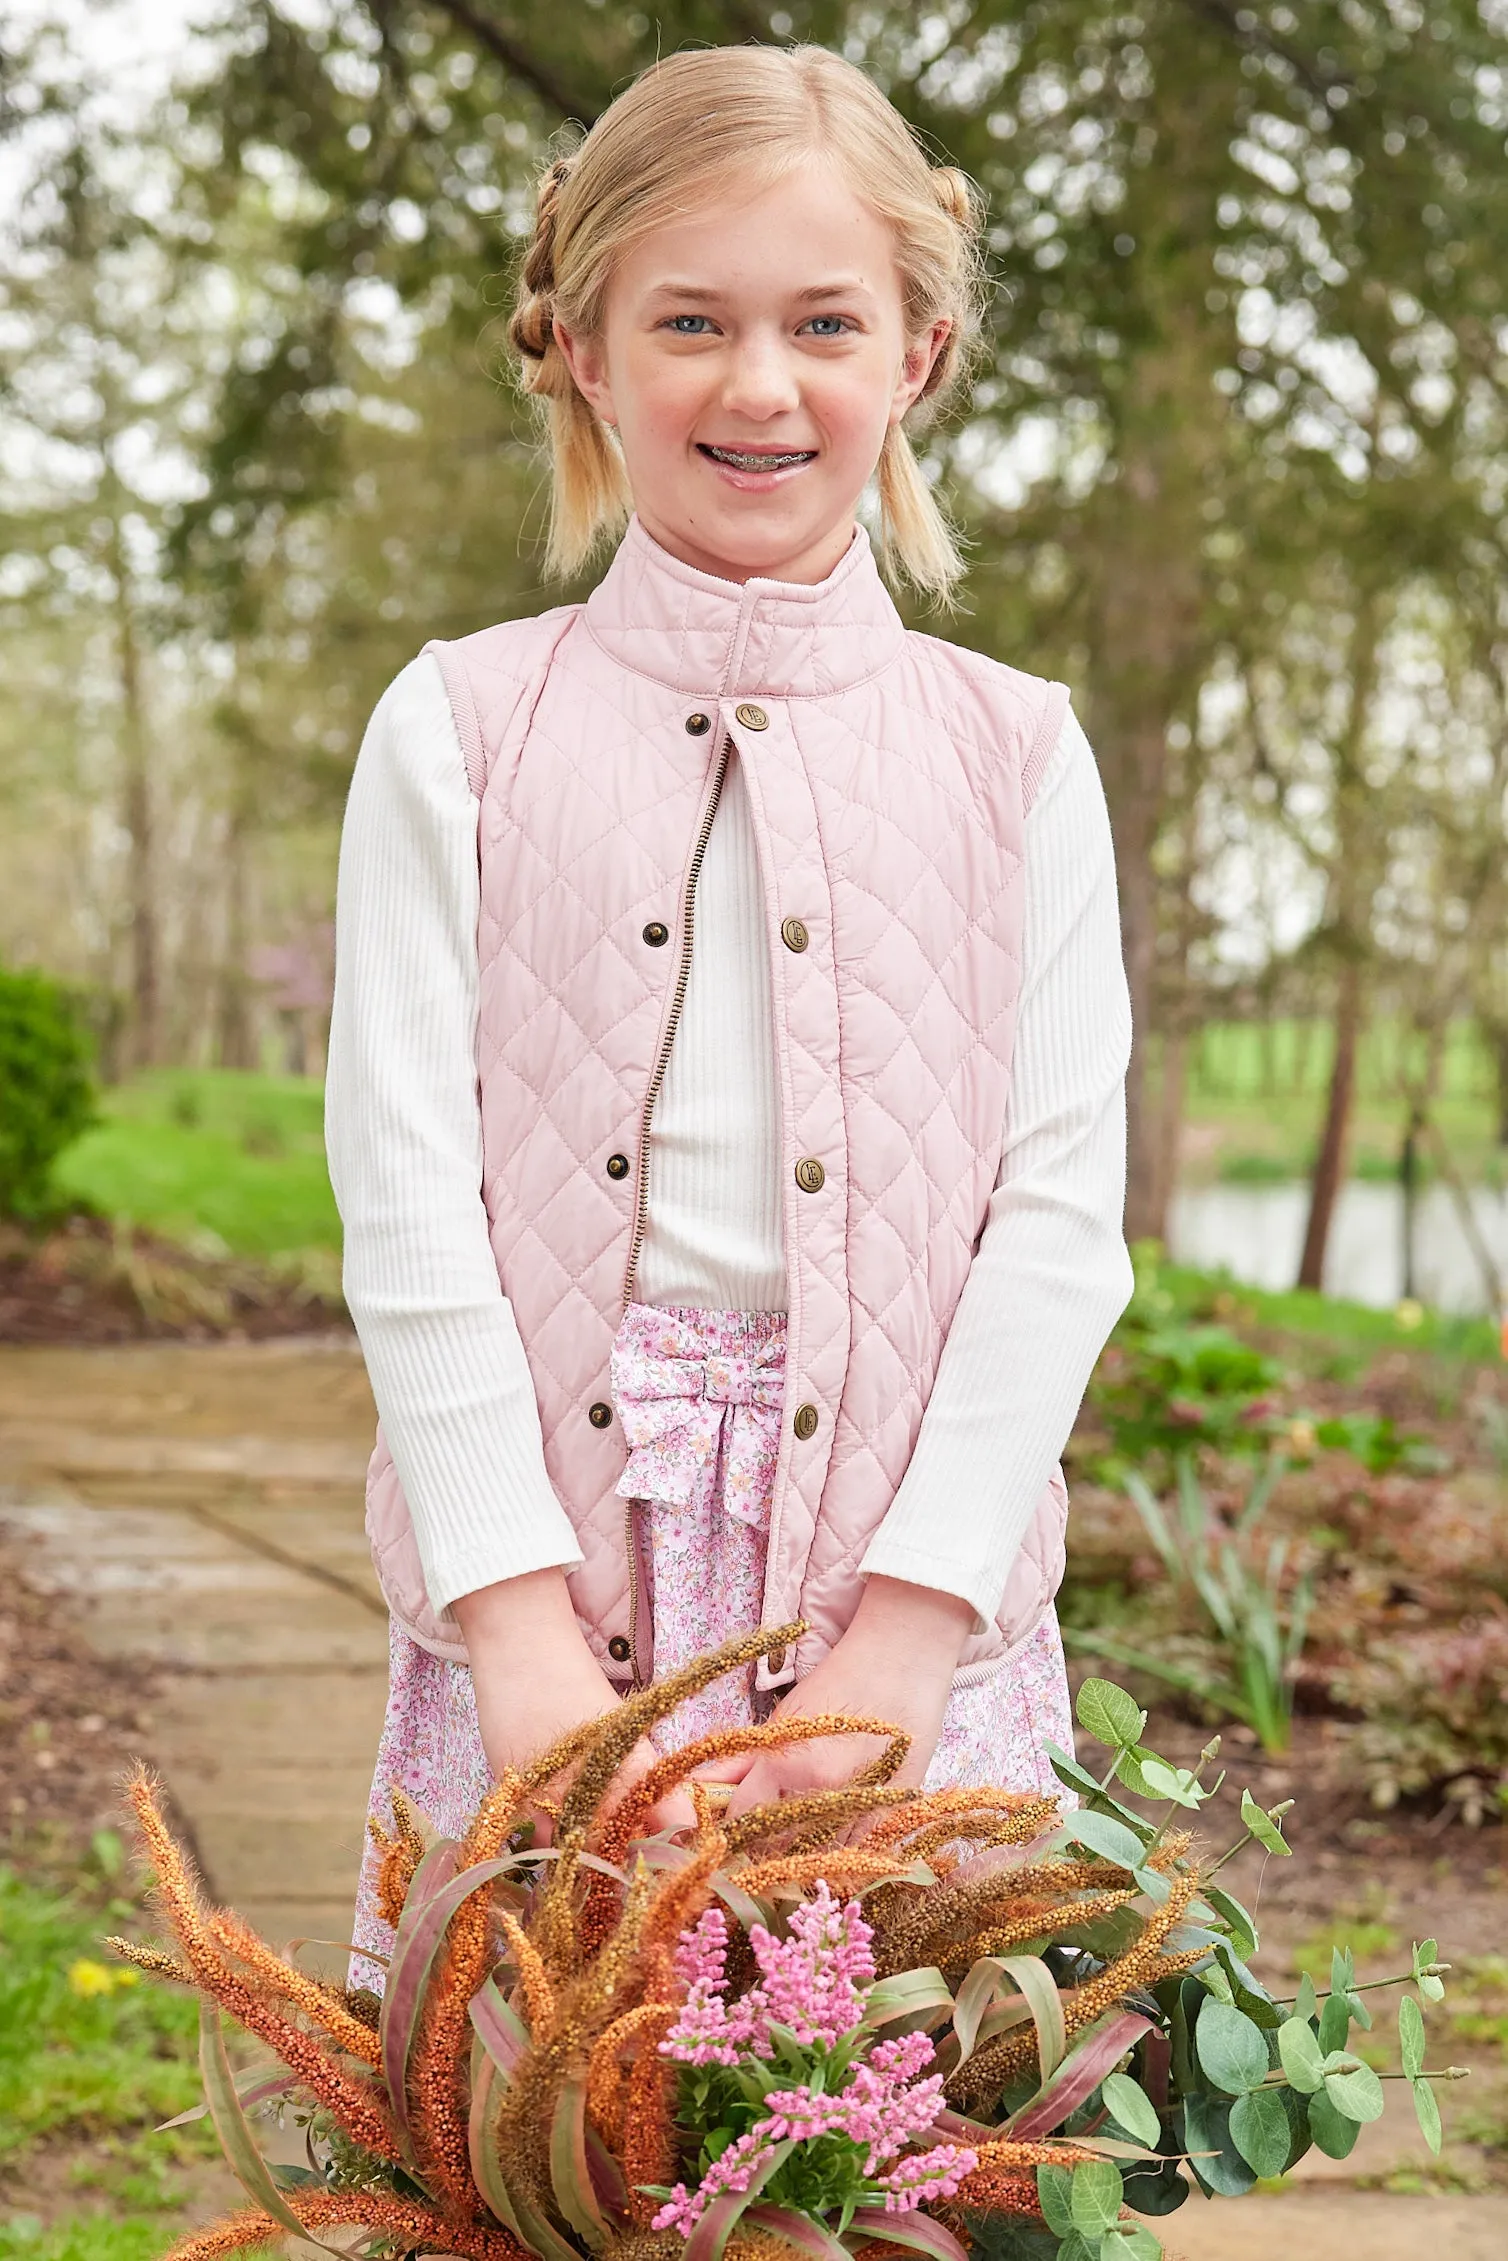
[719,327,801,422]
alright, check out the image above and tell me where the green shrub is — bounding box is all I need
[0,967,97,1221]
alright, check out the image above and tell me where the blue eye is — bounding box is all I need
[666,313,714,334]
[802,315,852,337]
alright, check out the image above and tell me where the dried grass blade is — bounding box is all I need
[549,2074,609,2248]
[1005,2012,1153,2139]
[847,2207,970,2261]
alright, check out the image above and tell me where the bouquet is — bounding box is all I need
[111,1625,1462,2261]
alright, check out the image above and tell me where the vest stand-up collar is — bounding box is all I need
[582,512,908,701]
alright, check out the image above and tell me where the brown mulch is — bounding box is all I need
[0,1535,163,1866]
[0,1215,350,1346]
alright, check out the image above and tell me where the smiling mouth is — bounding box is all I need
[698,443,817,472]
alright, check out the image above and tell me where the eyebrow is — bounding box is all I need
[643,278,875,303]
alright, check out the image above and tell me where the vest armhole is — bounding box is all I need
[1020,680,1072,817]
[422,638,489,800]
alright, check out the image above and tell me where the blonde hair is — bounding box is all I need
[508,45,985,601]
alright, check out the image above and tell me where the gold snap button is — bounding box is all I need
[589,1401,614,1429]
[685,712,711,735]
[607,1634,632,1663]
[795,1157,825,1194]
[735,702,769,731]
[792,1403,819,1440]
[606,1153,630,1180]
[780,917,809,953]
[642,921,669,947]
[765,1646,787,1675]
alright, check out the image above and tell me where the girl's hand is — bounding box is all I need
[452,1569,691,1841]
[713,1576,975,1820]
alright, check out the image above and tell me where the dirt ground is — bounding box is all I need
[1,1335,1505,2261]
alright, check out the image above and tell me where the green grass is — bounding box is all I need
[51,1071,340,1260]
[0,1855,222,2261]
[1139,1252,1501,1369]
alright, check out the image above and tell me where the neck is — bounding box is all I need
[631,503,860,589]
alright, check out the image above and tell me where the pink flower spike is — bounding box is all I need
[876,2144,978,2214]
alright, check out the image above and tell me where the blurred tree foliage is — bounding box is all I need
[2,2,1506,1265]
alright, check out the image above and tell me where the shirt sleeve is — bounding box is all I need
[857,705,1134,1631]
[324,652,583,1614]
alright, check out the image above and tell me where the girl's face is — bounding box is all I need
[555,159,949,587]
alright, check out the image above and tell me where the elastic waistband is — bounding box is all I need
[617,1302,788,1361]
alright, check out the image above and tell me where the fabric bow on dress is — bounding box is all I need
[611,1337,785,1531]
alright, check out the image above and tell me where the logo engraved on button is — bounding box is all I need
[642,921,669,947]
[781,917,809,953]
[607,1634,632,1662]
[735,702,769,730]
[792,1403,819,1440]
[765,1646,788,1675]
[606,1153,630,1180]
[795,1157,825,1193]
[685,712,711,735]
[589,1401,614,1429]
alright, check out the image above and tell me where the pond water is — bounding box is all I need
[1168,1181,1508,1317]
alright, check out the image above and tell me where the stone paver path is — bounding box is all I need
[0,1337,387,1948]
[2,1337,1503,2259]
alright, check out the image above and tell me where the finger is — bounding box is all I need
[690,1750,759,1785]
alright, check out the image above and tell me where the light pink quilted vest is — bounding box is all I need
[366,517,1071,1697]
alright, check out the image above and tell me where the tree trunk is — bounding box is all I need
[1399,1102,1423,1303]
[1146,1026,1188,1247]
[111,522,160,1069]
[1493,1026,1508,1149]
[1297,963,1363,1290]
[215,799,258,1070]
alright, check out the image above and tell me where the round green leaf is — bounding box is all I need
[1305,2087,1360,2160]
[1202,1885,1258,1961]
[1412,2076,1443,2156]
[1035,2161,1074,2237]
[1276,2016,1325,2095]
[1195,2001,1270,2096]
[1101,2231,1163,2261]
[1398,1995,1425,2082]
[1239,1789,1291,1857]
[1067,1809,1150,1869]
[1068,2158,1125,2237]
[1101,2071,1162,2149]
[1076,1678,1147,1750]
[1230,2087,1290,2178]
[1323,2059,1386,2124]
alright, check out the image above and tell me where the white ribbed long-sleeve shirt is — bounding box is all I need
[325,652,1134,1631]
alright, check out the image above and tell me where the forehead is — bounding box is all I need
[612,157,903,300]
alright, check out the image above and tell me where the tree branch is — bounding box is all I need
[431,0,600,127]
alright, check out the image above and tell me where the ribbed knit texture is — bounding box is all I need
[326,651,1132,1624]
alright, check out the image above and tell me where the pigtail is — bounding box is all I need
[510,156,631,580]
[877,426,966,606]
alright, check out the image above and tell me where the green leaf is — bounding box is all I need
[1182,2093,1257,2196]
[1305,2087,1360,2159]
[1398,1995,1426,2082]
[1318,1990,1351,2055]
[1076,1678,1147,1750]
[1133,1755,1206,1807]
[1100,2231,1163,2261]
[1412,2076,1443,2155]
[1276,2017,1324,2095]
[1293,1973,1319,2024]
[1322,2057,1386,2124]
[1239,1789,1290,1857]
[1195,2001,1270,2095]
[1202,1885,1258,1960]
[1035,2163,1075,2237]
[1054,2237,1096,2261]
[1101,2071,1161,2149]
[1066,1810,1150,1869]
[1068,2158,1125,2236]
[1413,1938,1446,2004]
[1229,2088,1290,2177]
[549,2075,609,2247]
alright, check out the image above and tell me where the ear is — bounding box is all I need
[552,320,617,427]
[890,317,953,425]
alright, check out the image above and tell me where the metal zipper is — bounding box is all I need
[618,727,732,1687]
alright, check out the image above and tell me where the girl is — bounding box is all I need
[327,43,1132,1967]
